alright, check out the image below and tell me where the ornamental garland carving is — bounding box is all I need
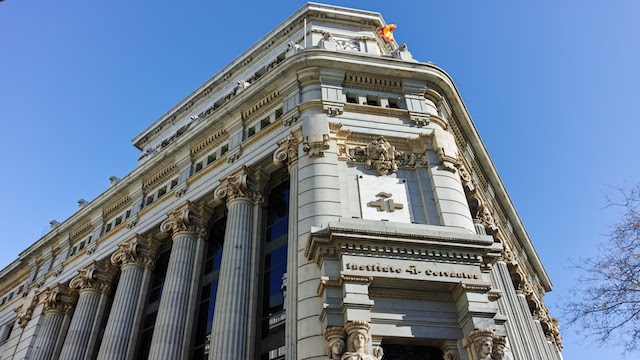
[160,201,211,239]
[214,167,264,205]
[111,234,162,269]
[69,260,117,294]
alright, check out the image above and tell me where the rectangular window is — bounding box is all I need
[247,127,256,138]
[146,196,154,206]
[366,95,380,106]
[275,107,283,119]
[388,98,400,109]
[115,216,122,226]
[346,93,358,104]
[220,145,229,155]
[170,179,178,189]
[207,154,217,165]
[195,162,203,173]
[157,186,167,198]
[260,117,270,129]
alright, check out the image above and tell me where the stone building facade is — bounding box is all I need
[0,3,562,360]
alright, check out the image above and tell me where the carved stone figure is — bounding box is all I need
[491,336,512,360]
[467,329,495,360]
[341,321,376,360]
[476,337,493,360]
[324,327,347,359]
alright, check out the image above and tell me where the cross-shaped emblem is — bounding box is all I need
[368,192,404,212]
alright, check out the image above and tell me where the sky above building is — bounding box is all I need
[1,1,639,359]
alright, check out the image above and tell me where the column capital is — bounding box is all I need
[69,260,117,294]
[214,166,264,205]
[111,234,162,269]
[40,283,78,314]
[273,131,301,168]
[160,201,212,238]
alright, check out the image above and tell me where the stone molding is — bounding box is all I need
[40,284,77,314]
[68,221,93,242]
[160,201,212,239]
[143,162,179,192]
[110,234,162,269]
[69,260,117,295]
[190,127,228,160]
[214,166,264,205]
[102,194,132,221]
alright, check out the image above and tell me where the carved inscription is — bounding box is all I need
[345,262,479,280]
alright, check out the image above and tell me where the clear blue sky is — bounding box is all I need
[1,1,639,359]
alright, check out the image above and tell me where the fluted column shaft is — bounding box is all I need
[209,197,254,360]
[59,289,102,360]
[148,232,200,359]
[96,263,144,360]
[31,310,64,360]
[98,235,160,360]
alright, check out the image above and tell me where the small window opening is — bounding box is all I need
[207,154,217,165]
[275,107,283,119]
[115,216,122,226]
[170,179,178,189]
[220,145,229,155]
[366,95,380,106]
[157,186,167,198]
[247,127,256,138]
[388,98,400,109]
[260,117,270,129]
[346,93,358,104]
[195,162,203,173]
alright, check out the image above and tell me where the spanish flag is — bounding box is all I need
[381,24,396,42]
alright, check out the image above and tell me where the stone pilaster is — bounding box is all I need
[97,234,161,360]
[148,201,211,360]
[209,166,263,360]
[31,284,77,360]
[59,260,116,360]
[274,130,300,359]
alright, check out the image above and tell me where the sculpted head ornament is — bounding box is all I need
[324,327,346,359]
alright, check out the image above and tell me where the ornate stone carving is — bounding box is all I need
[467,328,495,360]
[324,327,346,359]
[15,291,38,328]
[432,128,459,173]
[347,136,403,176]
[457,163,475,192]
[41,284,77,314]
[111,234,161,269]
[491,336,513,360]
[303,134,330,157]
[341,321,376,360]
[479,205,498,235]
[318,32,337,51]
[69,260,117,294]
[173,182,189,198]
[214,167,264,205]
[372,345,384,360]
[126,215,138,229]
[160,201,211,239]
[273,132,300,168]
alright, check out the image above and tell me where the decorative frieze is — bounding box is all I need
[241,90,280,124]
[69,221,93,242]
[344,72,402,93]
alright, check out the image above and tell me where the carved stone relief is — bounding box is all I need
[214,167,264,205]
[273,132,300,168]
[160,201,211,239]
[341,321,377,360]
[303,134,330,157]
[324,327,347,360]
[466,329,509,360]
[111,234,162,270]
[69,260,117,295]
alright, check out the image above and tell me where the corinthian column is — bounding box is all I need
[148,201,211,360]
[59,260,117,360]
[209,166,263,360]
[97,234,161,360]
[32,284,77,360]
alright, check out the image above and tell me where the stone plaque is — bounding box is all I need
[358,175,412,223]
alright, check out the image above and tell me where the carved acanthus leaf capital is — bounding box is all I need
[41,284,77,314]
[111,234,162,269]
[160,201,212,239]
[214,167,264,205]
[69,260,117,294]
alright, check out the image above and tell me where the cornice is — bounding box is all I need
[241,90,280,125]
[343,71,403,93]
[142,162,178,193]
[68,221,93,242]
[102,194,132,221]
[343,103,408,118]
[190,127,228,160]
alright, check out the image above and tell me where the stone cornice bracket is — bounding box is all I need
[40,284,78,314]
[69,260,117,295]
[214,166,264,206]
[303,134,330,157]
[273,130,301,168]
[111,234,162,270]
[160,201,212,239]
